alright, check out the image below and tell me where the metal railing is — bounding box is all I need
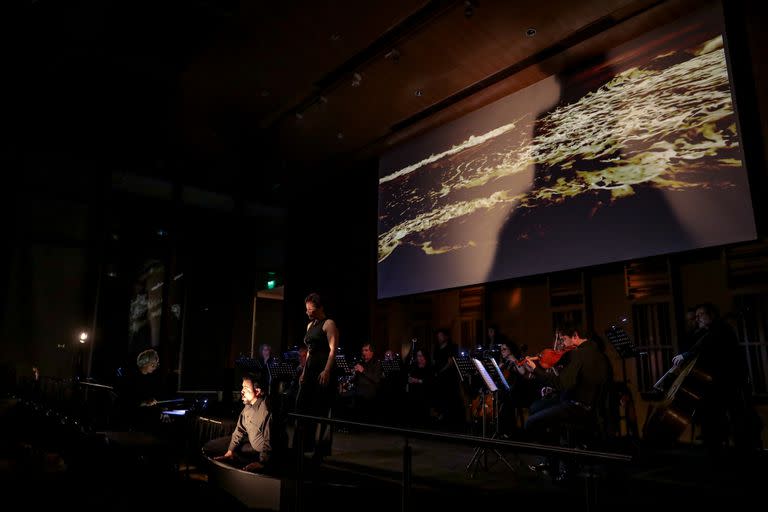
[289,413,632,512]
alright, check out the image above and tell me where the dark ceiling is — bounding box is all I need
[10,0,708,206]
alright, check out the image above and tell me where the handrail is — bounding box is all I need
[289,413,632,462]
[289,412,632,512]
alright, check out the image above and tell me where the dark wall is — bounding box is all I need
[284,158,379,354]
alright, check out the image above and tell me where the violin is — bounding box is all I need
[471,393,495,419]
[517,345,576,369]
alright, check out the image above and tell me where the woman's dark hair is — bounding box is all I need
[305,292,323,308]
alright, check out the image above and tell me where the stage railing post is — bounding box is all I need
[402,438,412,512]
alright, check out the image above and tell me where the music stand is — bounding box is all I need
[270,361,298,382]
[452,355,478,382]
[483,358,510,393]
[381,358,402,378]
[465,359,515,478]
[335,354,354,375]
[605,325,637,385]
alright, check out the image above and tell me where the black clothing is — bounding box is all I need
[114,367,168,431]
[351,358,384,401]
[304,319,331,356]
[532,339,610,407]
[344,358,385,422]
[406,364,434,427]
[525,339,612,439]
[679,320,761,455]
[524,339,612,480]
[431,341,463,428]
[296,318,335,456]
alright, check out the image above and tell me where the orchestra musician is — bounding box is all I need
[670,303,762,461]
[345,343,385,422]
[431,328,462,428]
[487,325,521,359]
[258,343,277,393]
[114,348,170,432]
[406,349,434,427]
[523,323,612,482]
[497,342,535,435]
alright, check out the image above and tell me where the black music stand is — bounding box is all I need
[334,354,355,396]
[605,325,637,384]
[270,361,298,383]
[335,354,354,375]
[605,325,637,359]
[465,359,515,478]
[452,355,478,382]
[453,354,479,412]
[381,358,402,378]
[605,325,642,439]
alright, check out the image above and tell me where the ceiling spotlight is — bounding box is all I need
[351,73,362,87]
[78,332,88,343]
[414,89,423,97]
[384,49,401,62]
[464,0,476,18]
[525,27,537,37]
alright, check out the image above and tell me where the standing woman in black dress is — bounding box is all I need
[296,292,338,459]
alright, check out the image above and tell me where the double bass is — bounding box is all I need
[643,355,713,443]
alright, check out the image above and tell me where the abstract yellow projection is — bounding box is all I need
[378,36,742,263]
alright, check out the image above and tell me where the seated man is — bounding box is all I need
[523,323,611,481]
[211,372,272,472]
[349,343,385,420]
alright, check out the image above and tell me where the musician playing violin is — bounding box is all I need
[496,342,536,436]
[523,323,612,481]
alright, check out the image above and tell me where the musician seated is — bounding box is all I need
[405,349,434,427]
[209,371,272,473]
[114,348,171,431]
[497,343,536,435]
[522,324,612,482]
[342,343,385,423]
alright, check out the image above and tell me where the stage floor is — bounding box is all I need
[298,426,765,510]
[3,397,765,511]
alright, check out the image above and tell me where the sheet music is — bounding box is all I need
[605,326,637,358]
[485,357,510,392]
[472,358,497,392]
